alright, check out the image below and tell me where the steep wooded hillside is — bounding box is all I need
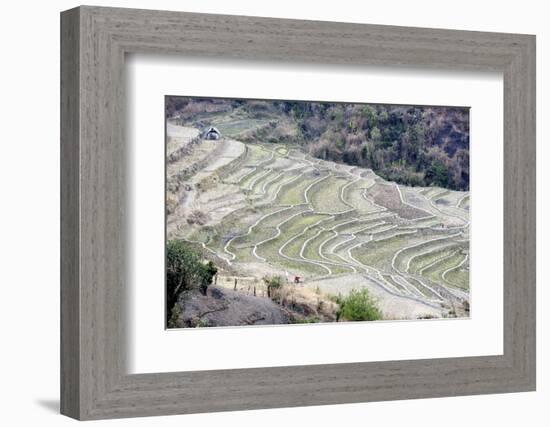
[166,97,470,191]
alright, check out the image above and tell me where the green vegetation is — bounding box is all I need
[166,240,218,324]
[407,245,459,274]
[352,232,417,269]
[309,175,350,212]
[263,275,283,298]
[353,229,446,270]
[336,289,383,321]
[302,230,332,261]
[212,118,271,137]
[406,277,440,299]
[275,146,289,156]
[167,303,182,329]
[442,256,469,290]
[276,173,324,205]
[167,97,469,191]
[458,195,470,210]
[423,251,466,286]
[250,170,280,194]
[165,97,470,324]
[393,239,458,272]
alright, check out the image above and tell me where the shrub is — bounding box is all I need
[336,289,382,322]
[201,261,218,295]
[186,209,209,225]
[167,304,182,329]
[166,240,218,324]
[263,275,283,299]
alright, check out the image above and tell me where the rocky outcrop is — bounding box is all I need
[175,286,290,328]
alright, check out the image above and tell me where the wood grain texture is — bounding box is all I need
[60,7,80,419]
[60,5,536,420]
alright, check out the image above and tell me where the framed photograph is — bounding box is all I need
[61,6,536,420]
[164,96,471,328]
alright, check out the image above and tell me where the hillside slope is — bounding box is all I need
[167,97,470,191]
[167,121,470,320]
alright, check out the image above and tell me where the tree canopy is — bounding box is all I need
[166,240,217,323]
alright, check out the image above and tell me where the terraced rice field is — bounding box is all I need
[167,122,471,319]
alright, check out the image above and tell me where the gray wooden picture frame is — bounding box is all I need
[60,5,536,421]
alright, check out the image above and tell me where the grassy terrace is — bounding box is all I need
[222,165,254,184]
[242,144,272,163]
[332,239,365,259]
[345,179,383,213]
[240,168,272,191]
[432,190,451,203]
[312,212,357,229]
[221,145,271,184]
[434,190,463,207]
[355,221,396,236]
[392,237,463,272]
[249,170,283,195]
[407,244,462,275]
[255,212,331,276]
[407,216,440,228]
[441,204,470,221]
[458,195,470,210]
[423,251,469,289]
[354,224,397,242]
[254,174,302,205]
[280,212,329,237]
[399,187,439,215]
[351,229,446,272]
[322,218,377,235]
[275,171,326,205]
[186,226,214,244]
[214,119,269,136]
[254,212,329,264]
[171,116,470,305]
[275,146,289,156]
[405,276,442,299]
[294,229,354,275]
[382,274,408,293]
[308,175,351,213]
[230,243,259,263]
[194,205,261,251]
[224,205,307,252]
[444,261,469,289]
[302,229,334,261]
[198,112,272,138]
[322,234,355,263]
[421,187,445,199]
